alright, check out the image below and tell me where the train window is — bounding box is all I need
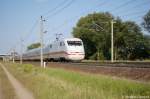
[60,42,65,46]
[60,42,62,46]
[63,42,65,46]
[50,44,52,48]
[67,41,82,46]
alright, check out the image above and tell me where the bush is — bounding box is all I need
[23,64,34,73]
[89,51,105,60]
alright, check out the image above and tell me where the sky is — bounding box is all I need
[0,0,150,54]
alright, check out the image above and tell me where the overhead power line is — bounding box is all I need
[121,10,148,17]
[10,0,72,52]
[44,0,149,43]
[115,0,150,15]
[44,1,109,42]
[45,0,139,37]
[109,0,136,12]
[43,0,69,16]
[129,0,150,10]
[45,0,75,18]
[123,15,144,22]
[7,19,39,55]
[23,19,39,42]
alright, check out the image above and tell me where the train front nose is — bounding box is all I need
[67,52,85,61]
[66,39,85,61]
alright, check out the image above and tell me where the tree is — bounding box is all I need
[27,42,41,50]
[143,35,150,58]
[73,12,113,59]
[73,12,150,60]
[123,21,147,59]
[142,10,150,33]
[112,19,147,60]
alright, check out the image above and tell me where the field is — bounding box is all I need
[3,62,150,99]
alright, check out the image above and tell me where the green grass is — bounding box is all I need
[0,64,18,99]
[3,62,150,99]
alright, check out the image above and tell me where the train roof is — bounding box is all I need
[64,38,82,41]
[24,47,40,54]
[52,38,82,43]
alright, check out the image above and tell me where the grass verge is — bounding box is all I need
[3,62,150,99]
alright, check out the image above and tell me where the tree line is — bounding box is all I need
[72,11,150,60]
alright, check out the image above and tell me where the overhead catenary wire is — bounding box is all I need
[7,0,73,55]
[26,0,109,45]
[5,0,105,56]
[114,0,150,15]
[7,0,149,56]
[43,0,70,16]
[7,19,39,55]
[39,0,149,44]
[101,0,149,26]
[38,0,149,47]
[113,0,150,21]
[109,0,136,12]
[121,10,148,18]
[44,0,109,42]
[45,0,75,18]
[19,19,39,52]
[44,0,135,42]
[44,0,149,44]
[23,19,39,42]
[119,9,149,22]
[42,0,76,44]
[124,16,144,23]
[45,0,141,39]
[17,0,74,52]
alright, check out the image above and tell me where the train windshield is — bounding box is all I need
[67,41,82,46]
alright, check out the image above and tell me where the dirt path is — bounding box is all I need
[0,62,34,99]
[0,80,2,99]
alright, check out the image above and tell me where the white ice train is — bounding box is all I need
[22,38,85,61]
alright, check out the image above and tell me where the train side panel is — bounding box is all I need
[22,38,85,61]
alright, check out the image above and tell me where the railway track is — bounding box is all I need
[23,61,150,68]
[16,61,150,68]
[44,61,150,68]
[64,62,150,68]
